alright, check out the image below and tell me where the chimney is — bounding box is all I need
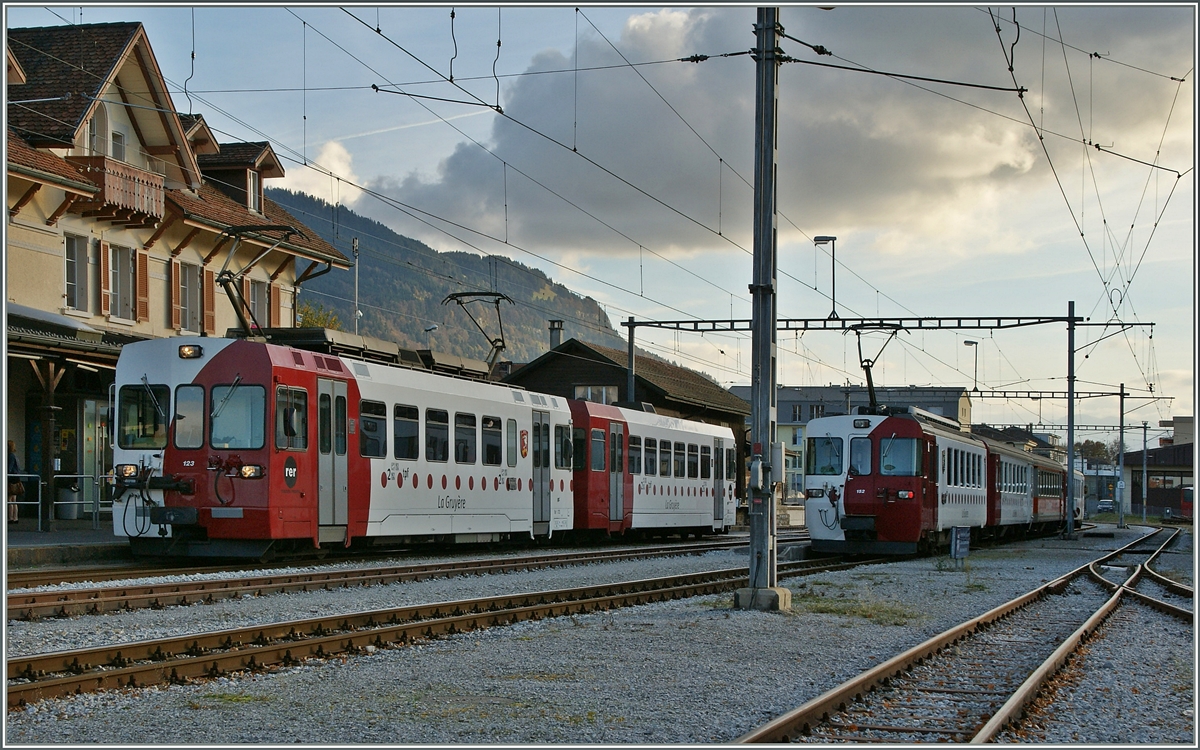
[549,320,563,349]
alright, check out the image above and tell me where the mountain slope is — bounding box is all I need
[267,188,626,363]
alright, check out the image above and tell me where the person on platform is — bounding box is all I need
[8,440,22,524]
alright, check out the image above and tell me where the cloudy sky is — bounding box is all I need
[8,4,1194,438]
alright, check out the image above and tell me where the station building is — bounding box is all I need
[5,22,348,525]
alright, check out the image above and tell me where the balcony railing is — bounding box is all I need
[66,155,165,223]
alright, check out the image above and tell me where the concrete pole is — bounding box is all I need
[1064,300,1076,539]
[627,317,636,404]
[1117,383,1126,528]
[1142,421,1148,523]
[353,237,360,335]
[742,7,783,608]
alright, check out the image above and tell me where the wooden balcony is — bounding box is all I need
[65,155,165,228]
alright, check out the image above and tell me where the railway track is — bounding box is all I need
[6,537,801,620]
[5,532,809,591]
[6,554,879,708]
[736,527,1191,743]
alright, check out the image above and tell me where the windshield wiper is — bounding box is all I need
[141,375,165,418]
[212,374,243,420]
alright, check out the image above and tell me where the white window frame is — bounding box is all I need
[64,234,89,312]
[248,170,261,212]
[109,244,135,320]
[573,385,618,405]
[179,261,202,332]
[249,279,268,326]
[110,128,126,162]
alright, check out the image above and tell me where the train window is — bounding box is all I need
[611,431,624,473]
[274,387,308,451]
[880,438,920,476]
[628,436,642,474]
[426,409,449,462]
[211,384,265,450]
[659,440,673,477]
[394,405,419,460]
[359,400,387,458]
[805,437,843,476]
[674,442,686,479]
[319,394,331,454]
[507,419,518,467]
[482,416,503,466]
[334,396,347,456]
[540,422,551,469]
[118,383,170,449]
[555,425,573,470]
[175,385,205,450]
[849,437,872,476]
[727,448,737,480]
[644,438,657,476]
[573,428,586,471]
[455,413,477,464]
[701,445,712,480]
[591,429,606,471]
[687,444,699,479]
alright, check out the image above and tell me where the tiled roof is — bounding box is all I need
[197,142,272,168]
[178,113,202,133]
[6,22,142,147]
[6,128,97,193]
[167,181,349,267]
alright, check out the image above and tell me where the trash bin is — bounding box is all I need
[56,485,82,520]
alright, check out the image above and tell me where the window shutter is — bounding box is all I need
[135,250,150,322]
[269,282,281,327]
[99,241,110,316]
[241,276,251,311]
[170,259,182,330]
[203,267,216,334]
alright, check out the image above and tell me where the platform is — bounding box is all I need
[4,518,131,569]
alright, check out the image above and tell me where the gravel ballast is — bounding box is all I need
[5,525,1194,744]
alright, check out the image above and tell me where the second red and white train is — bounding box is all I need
[804,407,1080,555]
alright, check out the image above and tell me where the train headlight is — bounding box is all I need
[897,490,914,499]
[806,488,825,498]
[178,344,204,359]
[116,464,139,478]
[239,464,265,479]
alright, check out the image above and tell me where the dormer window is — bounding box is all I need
[248,170,261,212]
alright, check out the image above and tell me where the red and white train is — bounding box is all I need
[803,407,1078,555]
[110,334,736,558]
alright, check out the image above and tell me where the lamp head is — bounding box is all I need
[813,235,836,245]
[963,340,978,347]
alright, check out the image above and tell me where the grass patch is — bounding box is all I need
[790,591,922,625]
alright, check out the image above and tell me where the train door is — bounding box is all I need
[608,422,624,523]
[532,410,551,535]
[713,437,725,522]
[317,379,348,530]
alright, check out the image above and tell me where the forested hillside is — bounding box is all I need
[267,188,626,363]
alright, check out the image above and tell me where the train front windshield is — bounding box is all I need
[806,436,843,475]
[118,383,170,449]
[879,437,921,476]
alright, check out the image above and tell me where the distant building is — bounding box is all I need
[1122,416,1194,518]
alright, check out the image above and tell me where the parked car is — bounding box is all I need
[1096,500,1115,513]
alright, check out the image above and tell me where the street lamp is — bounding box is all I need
[1141,420,1148,524]
[963,340,979,391]
[814,236,837,319]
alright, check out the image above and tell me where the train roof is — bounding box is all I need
[228,327,491,380]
